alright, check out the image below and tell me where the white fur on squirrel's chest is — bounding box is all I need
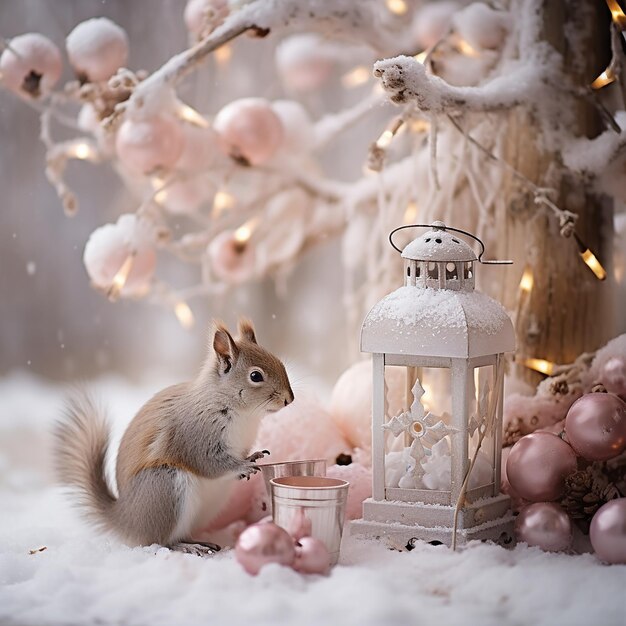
[225,409,262,456]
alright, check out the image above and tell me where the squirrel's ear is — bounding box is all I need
[237,317,257,344]
[212,322,239,374]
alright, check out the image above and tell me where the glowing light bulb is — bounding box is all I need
[456,39,479,57]
[215,44,232,65]
[69,141,97,160]
[580,249,607,280]
[234,218,258,245]
[522,358,555,376]
[386,0,408,15]
[212,190,235,217]
[574,233,607,280]
[177,102,209,128]
[606,0,626,28]
[376,129,394,149]
[414,51,427,64]
[403,202,418,224]
[174,301,195,329]
[591,69,615,89]
[519,265,534,293]
[342,66,370,88]
[107,254,135,301]
[410,119,430,133]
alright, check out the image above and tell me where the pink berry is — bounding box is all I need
[66,17,129,82]
[0,33,62,98]
[213,98,284,166]
[116,116,184,175]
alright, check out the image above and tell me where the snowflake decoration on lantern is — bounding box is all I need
[384,379,456,481]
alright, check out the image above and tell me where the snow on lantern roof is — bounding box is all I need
[401,221,477,262]
[361,285,515,358]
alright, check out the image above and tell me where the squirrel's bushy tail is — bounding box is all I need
[54,390,117,531]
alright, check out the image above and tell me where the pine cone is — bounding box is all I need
[560,465,620,522]
[503,417,523,447]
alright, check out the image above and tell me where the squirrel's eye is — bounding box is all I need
[250,370,264,383]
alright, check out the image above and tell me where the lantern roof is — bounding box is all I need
[361,285,515,358]
[401,221,477,262]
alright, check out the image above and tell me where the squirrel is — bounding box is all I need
[54,318,294,556]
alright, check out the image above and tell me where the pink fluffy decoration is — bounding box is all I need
[330,360,407,462]
[254,393,351,465]
[503,392,578,440]
[326,463,372,520]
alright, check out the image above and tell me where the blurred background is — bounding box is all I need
[0,0,377,389]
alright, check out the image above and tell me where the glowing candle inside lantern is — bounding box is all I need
[386,0,408,15]
[522,358,555,376]
[174,300,195,329]
[342,66,370,88]
[177,102,209,128]
[107,254,135,301]
[519,265,534,293]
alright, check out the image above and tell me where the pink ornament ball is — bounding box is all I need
[235,522,295,575]
[184,0,229,38]
[515,502,573,552]
[207,230,255,284]
[413,2,459,49]
[590,498,626,565]
[293,537,331,575]
[600,356,626,401]
[214,98,284,166]
[177,123,223,171]
[275,35,334,93]
[83,213,156,297]
[0,33,62,98]
[66,18,128,83]
[116,115,184,175]
[452,3,509,51]
[506,432,577,502]
[565,392,626,461]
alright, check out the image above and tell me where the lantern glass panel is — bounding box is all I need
[383,365,454,493]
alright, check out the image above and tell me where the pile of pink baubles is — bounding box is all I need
[505,389,626,563]
[235,520,331,576]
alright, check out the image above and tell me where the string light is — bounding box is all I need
[606,0,626,29]
[107,253,135,301]
[519,265,534,293]
[591,68,616,89]
[68,141,97,161]
[574,233,607,280]
[212,190,235,217]
[410,119,430,133]
[234,218,258,245]
[456,39,479,57]
[375,118,405,150]
[342,66,370,88]
[174,300,195,329]
[150,175,169,205]
[214,44,232,65]
[176,102,209,128]
[522,358,555,376]
[386,0,408,16]
[414,51,428,64]
[403,201,418,224]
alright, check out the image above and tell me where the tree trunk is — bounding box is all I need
[499,0,615,385]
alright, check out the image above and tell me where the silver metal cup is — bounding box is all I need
[270,476,349,566]
[259,460,326,514]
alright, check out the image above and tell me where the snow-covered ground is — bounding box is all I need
[1,372,625,626]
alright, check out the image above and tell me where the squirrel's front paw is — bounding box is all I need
[246,449,270,463]
[238,461,261,480]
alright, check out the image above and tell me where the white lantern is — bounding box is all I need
[351,222,516,548]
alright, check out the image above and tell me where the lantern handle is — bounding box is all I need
[388,223,513,265]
